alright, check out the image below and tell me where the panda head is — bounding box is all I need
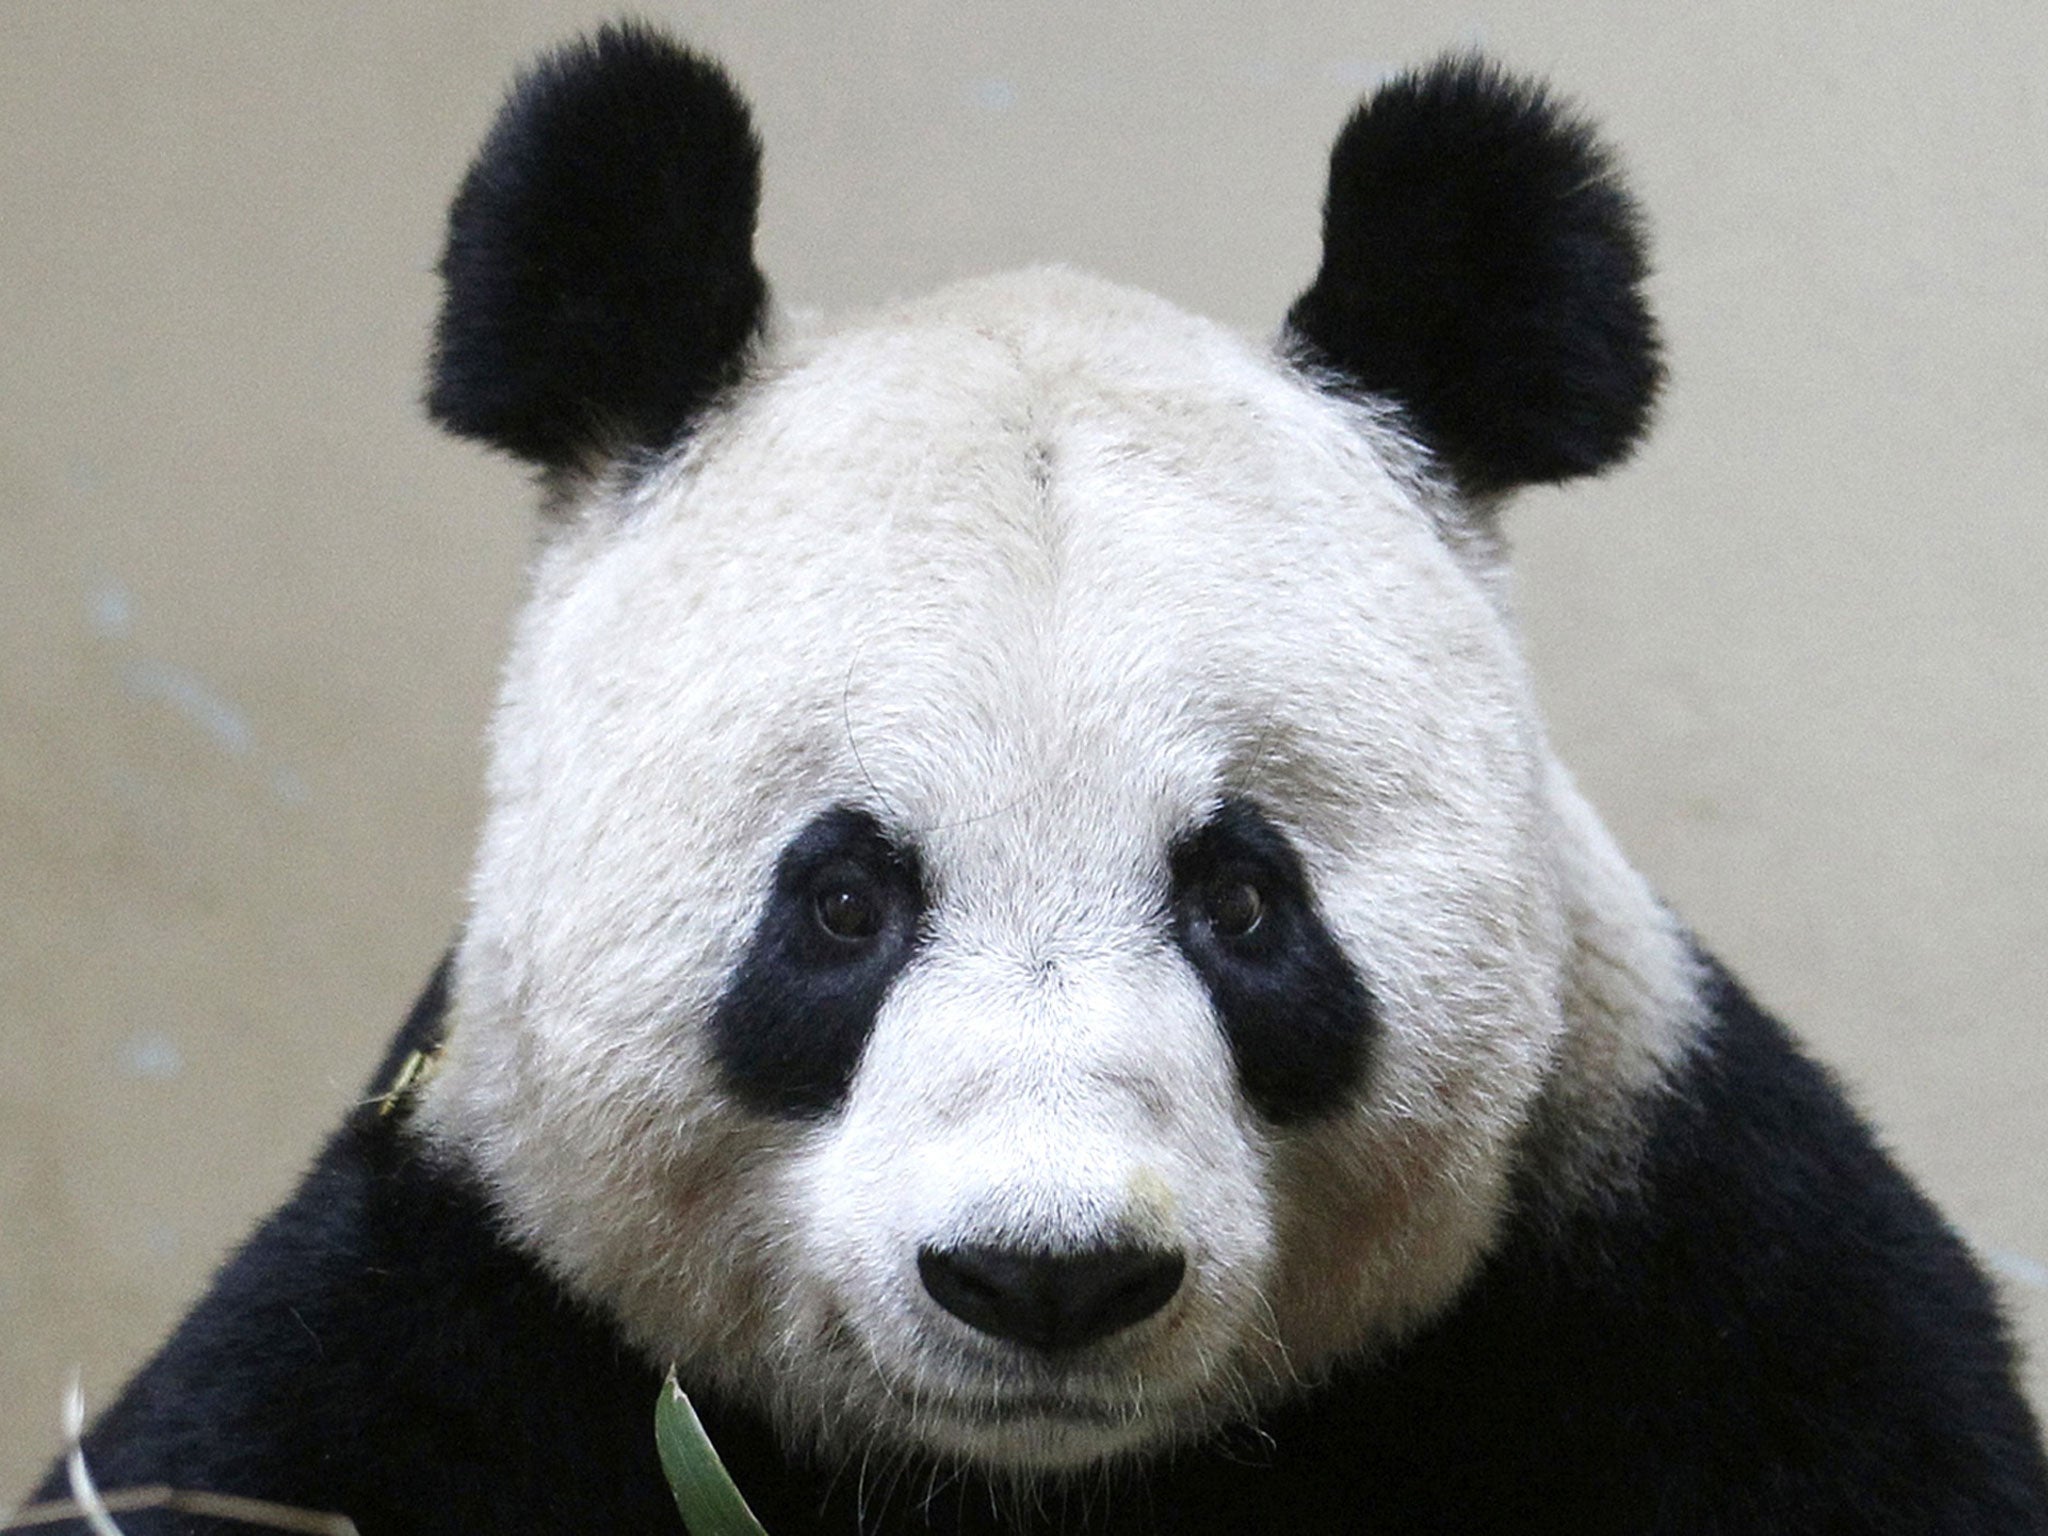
[416,23,1693,1476]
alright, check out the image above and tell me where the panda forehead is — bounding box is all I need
[528,270,1517,848]
[666,268,1426,555]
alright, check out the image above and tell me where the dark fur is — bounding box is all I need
[425,24,768,470]
[1286,56,1663,495]
[1167,797,1377,1125]
[711,806,930,1118]
[34,957,2048,1533]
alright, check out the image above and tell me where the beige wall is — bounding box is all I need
[3,1,2043,1492]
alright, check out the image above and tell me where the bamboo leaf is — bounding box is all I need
[655,1372,772,1536]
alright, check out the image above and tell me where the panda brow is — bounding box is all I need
[904,780,1047,838]
[838,629,899,823]
[1236,716,1285,797]
[834,646,1050,839]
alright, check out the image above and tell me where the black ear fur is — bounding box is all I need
[1285,57,1662,496]
[426,23,768,470]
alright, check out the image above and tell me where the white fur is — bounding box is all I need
[416,267,1703,1472]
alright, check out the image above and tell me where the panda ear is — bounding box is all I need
[1284,57,1662,497]
[426,23,768,471]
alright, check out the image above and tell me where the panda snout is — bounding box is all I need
[916,1241,1187,1351]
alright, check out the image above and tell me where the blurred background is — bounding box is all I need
[3,0,2043,1493]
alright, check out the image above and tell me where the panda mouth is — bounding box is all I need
[892,1386,1145,1430]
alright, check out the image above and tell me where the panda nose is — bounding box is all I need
[917,1243,1186,1351]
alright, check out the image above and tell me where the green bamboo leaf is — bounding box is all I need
[655,1371,773,1536]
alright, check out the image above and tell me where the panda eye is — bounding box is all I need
[813,881,883,943]
[1200,878,1266,941]
[1165,797,1377,1125]
[716,805,930,1118]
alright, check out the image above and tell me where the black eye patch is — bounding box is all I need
[710,806,927,1117]
[1168,798,1376,1124]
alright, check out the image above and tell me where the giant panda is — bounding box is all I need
[29,23,2048,1536]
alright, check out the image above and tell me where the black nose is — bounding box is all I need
[917,1243,1186,1351]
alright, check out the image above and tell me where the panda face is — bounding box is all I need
[421,271,1576,1469]
[416,29,1688,1476]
